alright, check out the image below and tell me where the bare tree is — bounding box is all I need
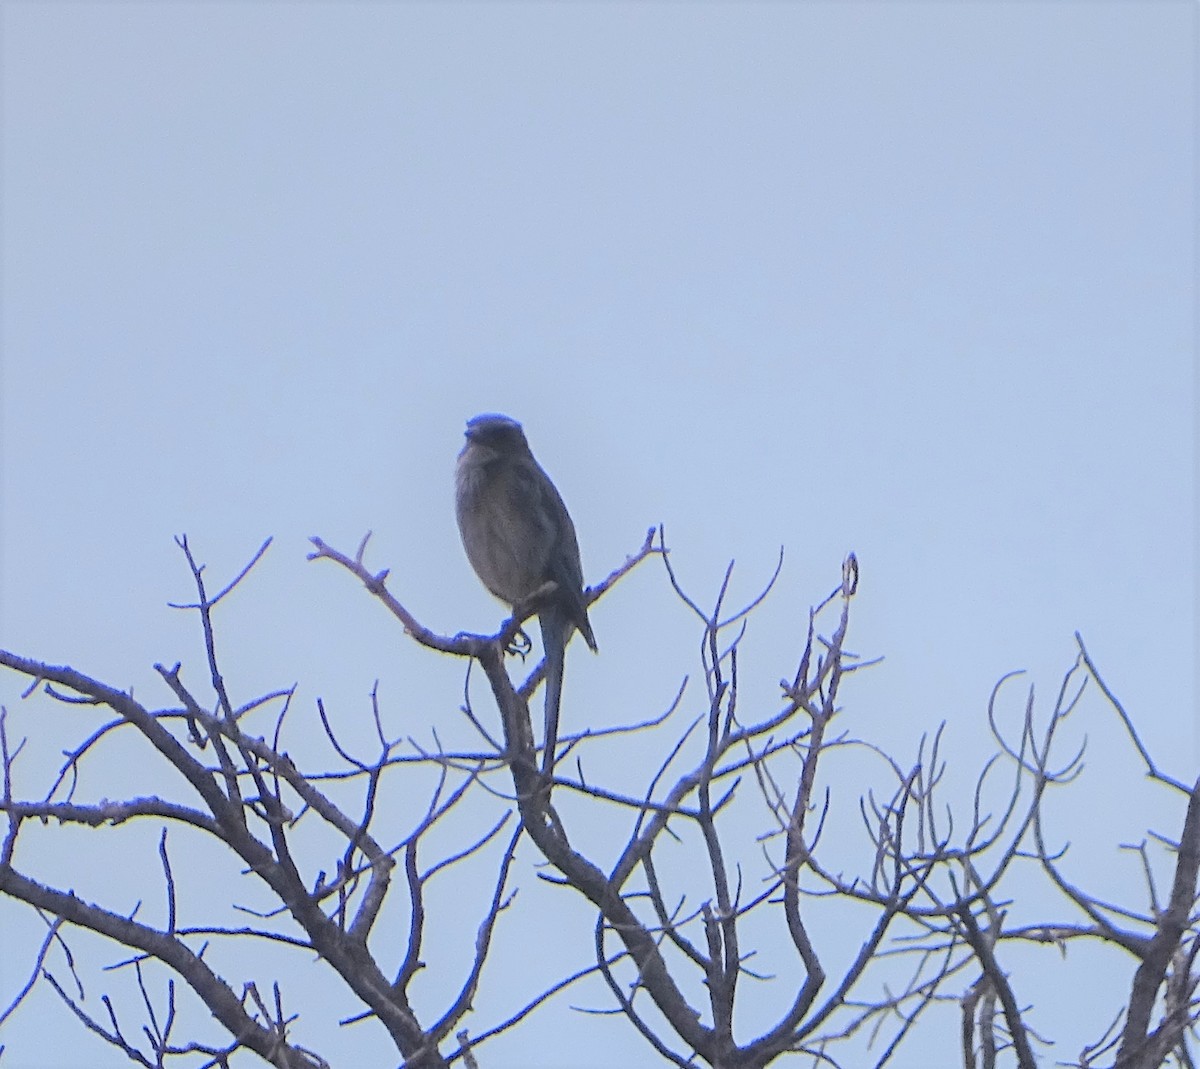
[1,532,1196,1068]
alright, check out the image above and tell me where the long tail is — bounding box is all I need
[539,607,569,778]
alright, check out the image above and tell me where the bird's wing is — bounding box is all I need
[536,475,598,652]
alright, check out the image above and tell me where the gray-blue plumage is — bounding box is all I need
[455,414,596,777]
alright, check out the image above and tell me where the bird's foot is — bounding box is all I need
[504,626,533,658]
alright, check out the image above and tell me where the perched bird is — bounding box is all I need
[455,414,597,778]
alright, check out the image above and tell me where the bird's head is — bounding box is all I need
[461,413,531,462]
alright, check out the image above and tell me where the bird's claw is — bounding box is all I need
[506,627,533,658]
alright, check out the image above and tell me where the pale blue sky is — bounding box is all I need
[1,3,1195,1067]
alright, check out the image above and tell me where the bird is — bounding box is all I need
[454,414,597,780]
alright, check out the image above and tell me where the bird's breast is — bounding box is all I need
[455,457,547,604]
